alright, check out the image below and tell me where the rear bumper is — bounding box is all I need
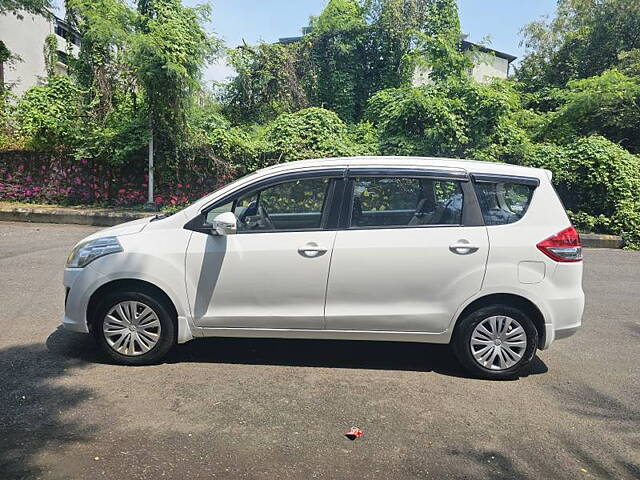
[554,324,581,340]
[542,291,584,349]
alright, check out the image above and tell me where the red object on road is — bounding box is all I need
[344,427,363,440]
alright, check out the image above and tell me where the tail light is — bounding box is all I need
[537,226,583,262]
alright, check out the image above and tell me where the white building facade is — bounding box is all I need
[412,39,517,86]
[0,11,80,96]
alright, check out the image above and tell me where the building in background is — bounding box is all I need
[279,31,516,85]
[0,11,80,96]
[412,36,517,85]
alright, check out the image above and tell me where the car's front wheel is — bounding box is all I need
[452,305,538,380]
[93,291,176,365]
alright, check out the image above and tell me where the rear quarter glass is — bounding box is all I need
[473,181,536,226]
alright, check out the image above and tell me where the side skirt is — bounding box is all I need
[190,327,453,344]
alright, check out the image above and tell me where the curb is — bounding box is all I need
[0,205,625,249]
[0,205,154,227]
[579,233,624,249]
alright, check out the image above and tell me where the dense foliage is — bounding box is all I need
[1,0,640,247]
[525,137,640,248]
[0,0,51,16]
[517,0,640,92]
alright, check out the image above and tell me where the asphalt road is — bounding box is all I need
[0,221,638,479]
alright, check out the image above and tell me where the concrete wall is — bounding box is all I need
[412,51,511,86]
[0,11,79,96]
[467,50,510,83]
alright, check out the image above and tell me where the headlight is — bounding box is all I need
[66,236,123,268]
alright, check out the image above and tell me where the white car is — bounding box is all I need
[63,157,584,379]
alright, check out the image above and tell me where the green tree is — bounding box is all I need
[537,69,640,153]
[131,0,219,169]
[409,0,469,83]
[361,0,428,94]
[517,0,640,92]
[366,78,527,162]
[66,0,136,121]
[224,41,310,123]
[309,0,369,121]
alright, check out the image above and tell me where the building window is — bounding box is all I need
[54,18,81,47]
[57,50,69,66]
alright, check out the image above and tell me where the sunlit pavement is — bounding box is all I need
[0,221,638,479]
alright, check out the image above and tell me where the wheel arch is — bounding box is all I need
[86,279,178,333]
[452,293,546,348]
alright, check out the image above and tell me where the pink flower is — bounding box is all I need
[74,177,82,185]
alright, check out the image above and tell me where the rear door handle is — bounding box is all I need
[298,242,327,258]
[449,241,480,255]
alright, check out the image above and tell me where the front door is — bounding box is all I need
[325,174,489,333]
[186,175,338,329]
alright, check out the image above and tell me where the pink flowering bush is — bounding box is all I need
[0,152,232,207]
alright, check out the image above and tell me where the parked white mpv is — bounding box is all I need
[63,157,584,379]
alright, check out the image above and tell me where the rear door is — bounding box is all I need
[325,169,489,333]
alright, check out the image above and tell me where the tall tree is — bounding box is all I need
[309,0,369,121]
[409,0,469,83]
[517,0,640,92]
[131,0,219,167]
[363,0,429,92]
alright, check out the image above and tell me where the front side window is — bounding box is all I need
[208,177,331,232]
[474,181,535,226]
[349,177,463,228]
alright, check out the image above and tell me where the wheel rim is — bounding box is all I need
[103,301,161,356]
[470,315,527,371]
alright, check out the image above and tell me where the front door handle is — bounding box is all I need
[298,242,327,258]
[449,240,480,255]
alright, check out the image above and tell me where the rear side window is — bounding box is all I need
[474,181,535,226]
[349,177,463,228]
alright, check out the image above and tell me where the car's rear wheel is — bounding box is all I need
[93,291,176,365]
[453,305,538,380]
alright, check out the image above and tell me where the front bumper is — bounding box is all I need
[62,265,104,334]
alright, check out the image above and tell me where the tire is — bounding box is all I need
[452,304,539,380]
[92,290,176,366]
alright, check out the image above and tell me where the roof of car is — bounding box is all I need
[260,156,549,180]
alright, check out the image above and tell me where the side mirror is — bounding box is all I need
[213,211,237,236]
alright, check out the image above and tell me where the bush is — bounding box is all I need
[365,79,530,162]
[538,70,640,153]
[265,107,366,162]
[525,136,640,248]
[16,76,83,151]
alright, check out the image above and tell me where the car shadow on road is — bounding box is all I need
[165,337,548,379]
[46,327,548,380]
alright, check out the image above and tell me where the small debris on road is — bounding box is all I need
[344,427,363,440]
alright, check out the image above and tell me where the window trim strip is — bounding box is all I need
[471,173,540,187]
